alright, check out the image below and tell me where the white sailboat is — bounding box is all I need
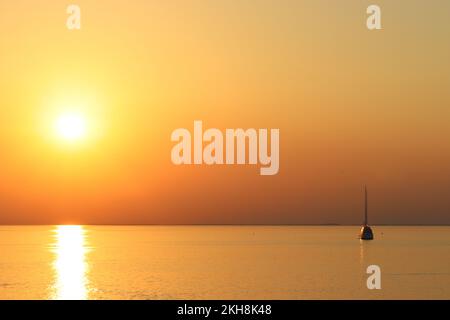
[359,186,374,240]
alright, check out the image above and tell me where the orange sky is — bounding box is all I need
[0,0,449,224]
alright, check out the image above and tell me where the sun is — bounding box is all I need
[55,113,87,141]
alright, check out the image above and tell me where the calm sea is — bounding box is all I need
[0,226,449,299]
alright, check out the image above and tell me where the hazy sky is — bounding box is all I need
[0,0,449,224]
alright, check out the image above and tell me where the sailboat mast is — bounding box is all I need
[364,186,368,225]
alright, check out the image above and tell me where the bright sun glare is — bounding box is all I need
[53,225,89,300]
[55,113,87,141]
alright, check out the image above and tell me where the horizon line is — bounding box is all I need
[1,223,449,227]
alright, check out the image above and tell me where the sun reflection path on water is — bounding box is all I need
[51,225,91,300]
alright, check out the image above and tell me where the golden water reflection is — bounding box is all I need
[51,225,91,300]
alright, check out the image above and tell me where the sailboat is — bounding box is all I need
[359,186,374,240]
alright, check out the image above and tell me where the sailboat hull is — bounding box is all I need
[359,225,374,240]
